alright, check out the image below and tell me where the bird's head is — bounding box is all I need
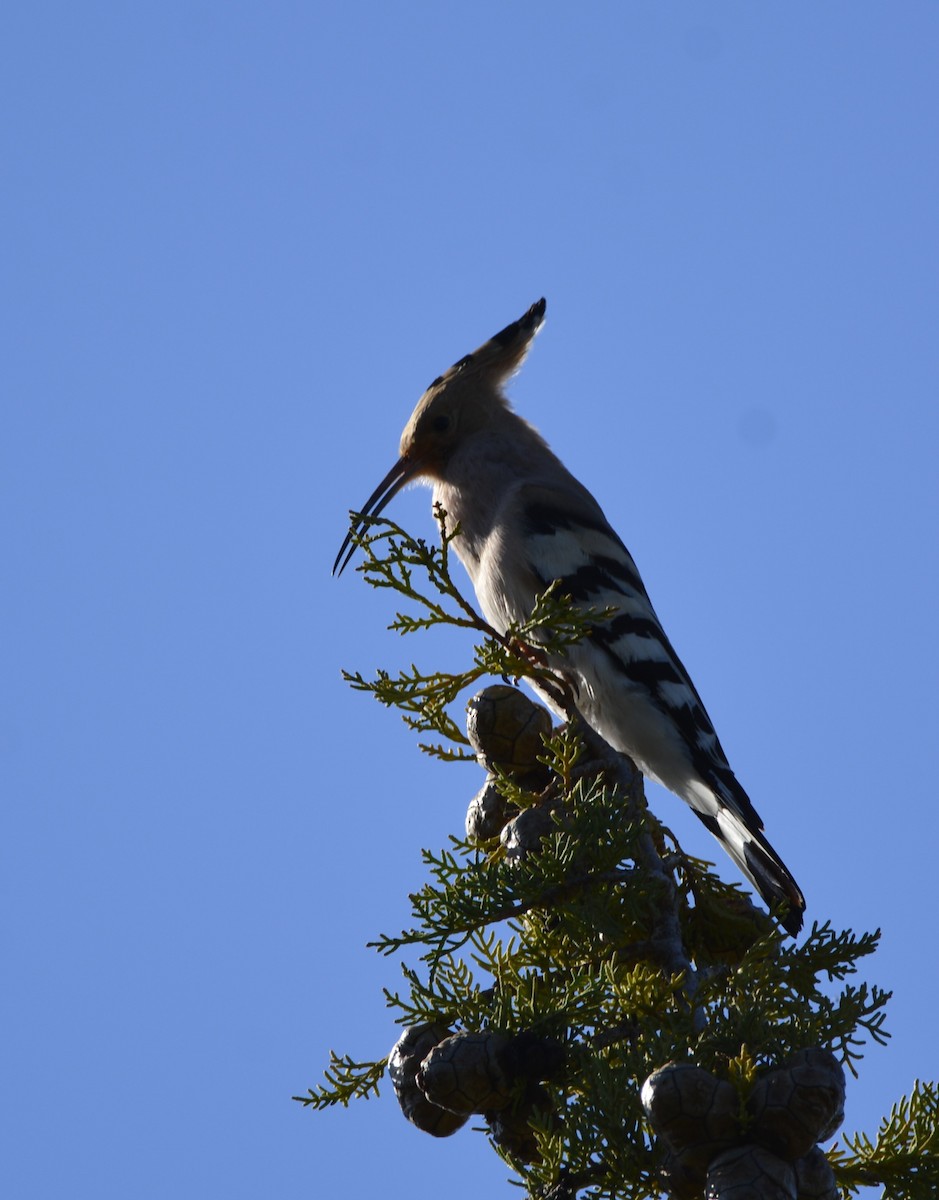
[333,298,546,575]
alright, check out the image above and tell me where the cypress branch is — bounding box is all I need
[301,513,939,1200]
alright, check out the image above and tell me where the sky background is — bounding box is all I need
[3,4,938,1197]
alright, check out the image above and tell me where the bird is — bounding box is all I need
[333,299,805,935]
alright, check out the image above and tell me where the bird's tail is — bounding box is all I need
[693,795,805,936]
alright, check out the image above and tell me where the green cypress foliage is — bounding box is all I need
[298,509,938,1199]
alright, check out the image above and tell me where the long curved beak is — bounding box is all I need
[332,455,423,576]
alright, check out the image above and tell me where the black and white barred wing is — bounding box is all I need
[487,481,804,934]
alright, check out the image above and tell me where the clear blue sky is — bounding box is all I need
[3,5,937,1197]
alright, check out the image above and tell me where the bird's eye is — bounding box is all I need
[431,413,452,433]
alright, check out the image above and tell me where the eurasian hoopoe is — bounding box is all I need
[334,299,805,934]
